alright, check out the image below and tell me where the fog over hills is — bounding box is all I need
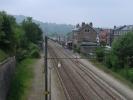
[14,15,74,36]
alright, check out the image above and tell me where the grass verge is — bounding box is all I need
[7,58,36,100]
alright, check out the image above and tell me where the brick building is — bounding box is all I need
[72,22,98,54]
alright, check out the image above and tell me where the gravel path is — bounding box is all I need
[28,55,45,100]
[28,53,66,100]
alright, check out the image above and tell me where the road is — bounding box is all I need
[48,40,133,100]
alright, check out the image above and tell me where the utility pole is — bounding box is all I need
[44,36,48,100]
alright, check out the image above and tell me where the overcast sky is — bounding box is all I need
[0,0,133,27]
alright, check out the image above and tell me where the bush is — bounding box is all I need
[29,49,40,58]
[0,49,8,62]
[28,43,38,50]
[112,32,133,68]
[110,54,120,71]
[96,47,105,62]
[76,47,80,53]
[16,43,41,61]
[105,52,112,68]
[16,49,28,61]
[28,43,40,58]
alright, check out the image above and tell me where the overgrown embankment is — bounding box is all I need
[7,58,36,100]
[0,11,43,100]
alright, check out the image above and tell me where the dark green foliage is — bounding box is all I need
[73,45,81,53]
[112,32,133,68]
[28,43,40,58]
[76,47,80,54]
[105,52,112,68]
[0,11,43,100]
[0,49,8,62]
[22,18,43,44]
[29,49,40,58]
[99,32,133,83]
[96,47,105,62]
[0,11,16,54]
[103,32,133,70]
[16,49,28,61]
[0,11,43,60]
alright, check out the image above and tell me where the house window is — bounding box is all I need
[85,29,89,32]
[85,29,87,32]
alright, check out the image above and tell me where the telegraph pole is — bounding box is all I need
[44,36,48,100]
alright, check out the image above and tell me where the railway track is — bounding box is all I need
[57,45,125,100]
[48,41,126,100]
[48,46,85,100]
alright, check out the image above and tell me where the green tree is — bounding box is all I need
[96,47,105,62]
[112,32,133,68]
[0,11,16,54]
[22,17,43,44]
[0,11,43,60]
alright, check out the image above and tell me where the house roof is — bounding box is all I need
[78,24,98,34]
[94,28,102,34]
[114,25,133,31]
[122,25,133,30]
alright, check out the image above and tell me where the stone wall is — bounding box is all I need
[0,57,16,100]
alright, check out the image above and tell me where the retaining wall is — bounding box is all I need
[0,57,16,100]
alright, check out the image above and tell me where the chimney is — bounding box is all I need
[89,22,93,27]
[114,26,116,29]
[82,22,85,27]
[76,24,80,28]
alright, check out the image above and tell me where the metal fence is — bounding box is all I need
[0,57,16,100]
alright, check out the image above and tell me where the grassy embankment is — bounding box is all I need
[90,59,133,88]
[79,52,133,88]
[7,58,36,100]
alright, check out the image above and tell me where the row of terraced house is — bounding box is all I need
[66,22,133,55]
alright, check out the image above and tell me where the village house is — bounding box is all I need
[113,25,133,40]
[72,22,98,55]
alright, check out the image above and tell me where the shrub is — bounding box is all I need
[29,49,40,58]
[96,47,105,62]
[110,54,120,71]
[105,52,112,68]
[28,43,40,58]
[112,32,133,68]
[0,49,8,62]
[16,49,28,61]
[28,43,38,50]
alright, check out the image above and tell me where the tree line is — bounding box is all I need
[0,11,43,61]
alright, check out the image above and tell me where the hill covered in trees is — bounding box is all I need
[14,15,73,36]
